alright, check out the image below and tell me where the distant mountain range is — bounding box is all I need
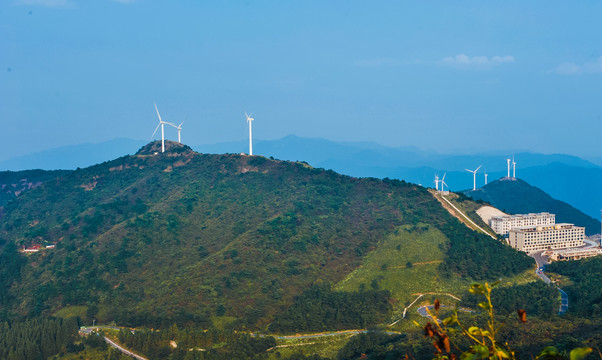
[462,178,601,236]
[2,135,601,221]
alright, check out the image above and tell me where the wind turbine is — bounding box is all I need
[167,122,184,143]
[465,165,482,191]
[245,112,254,155]
[440,173,448,192]
[512,156,517,178]
[151,103,174,153]
[506,158,511,178]
[434,174,440,191]
[484,171,488,185]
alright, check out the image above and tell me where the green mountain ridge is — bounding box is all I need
[0,141,532,329]
[462,178,601,236]
[0,170,71,207]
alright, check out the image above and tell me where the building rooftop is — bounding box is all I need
[491,212,552,220]
[511,223,583,232]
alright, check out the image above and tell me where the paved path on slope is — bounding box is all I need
[529,252,568,315]
[80,327,147,360]
[437,194,497,239]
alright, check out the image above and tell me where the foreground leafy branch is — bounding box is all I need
[416,282,594,360]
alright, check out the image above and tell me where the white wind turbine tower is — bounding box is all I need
[245,112,254,155]
[152,103,174,153]
[465,165,482,191]
[484,171,488,185]
[434,174,440,191]
[512,156,517,178]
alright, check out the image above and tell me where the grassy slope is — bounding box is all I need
[336,224,537,330]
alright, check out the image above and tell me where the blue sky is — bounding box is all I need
[1,0,601,161]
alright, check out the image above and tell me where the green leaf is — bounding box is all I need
[495,349,510,359]
[473,345,490,359]
[469,283,485,295]
[537,347,559,360]
[570,347,592,360]
[477,302,491,310]
[460,352,476,360]
[442,315,457,326]
[468,326,482,336]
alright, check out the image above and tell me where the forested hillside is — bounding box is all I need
[0,169,71,206]
[0,141,532,329]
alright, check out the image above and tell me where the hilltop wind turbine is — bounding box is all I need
[440,173,448,192]
[168,122,184,143]
[151,103,174,153]
[484,171,488,185]
[506,158,511,178]
[245,112,254,155]
[434,174,440,191]
[465,165,482,191]
[512,156,517,178]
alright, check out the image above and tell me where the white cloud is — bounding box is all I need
[17,0,70,7]
[553,57,602,75]
[442,54,514,68]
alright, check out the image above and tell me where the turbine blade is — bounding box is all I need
[442,172,446,181]
[476,165,482,171]
[154,103,162,122]
[151,123,160,139]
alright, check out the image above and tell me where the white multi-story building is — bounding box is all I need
[490,212,555,236]
[508,223,585,253]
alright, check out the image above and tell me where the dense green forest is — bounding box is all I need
[0,242,27,319]
[547,257,602,317]
[0,317,79,360]
[438,220,532,280]
[268,284,391,333]
[461,281,559,318]
[117,327,276,360]
[0,141,533,329]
